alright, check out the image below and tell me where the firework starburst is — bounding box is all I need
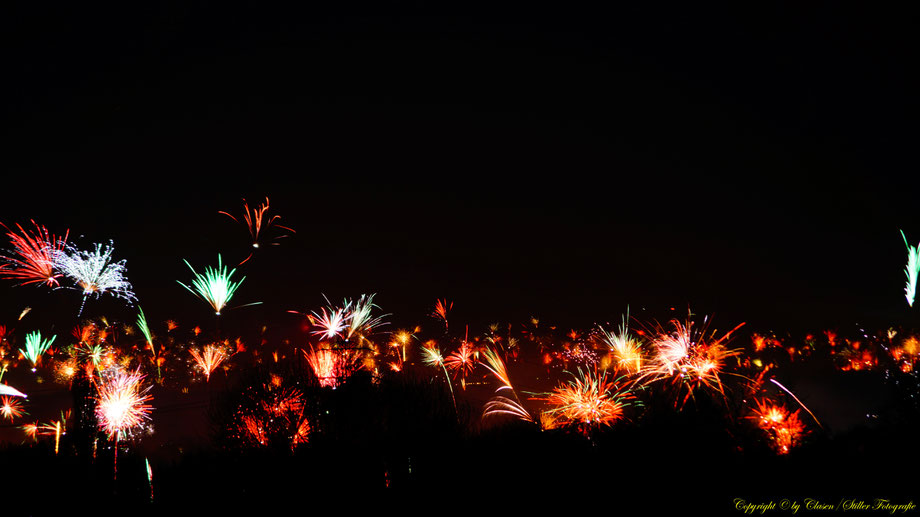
[0,221,69,287]
[177,254,247,315]
[54,241,136,315]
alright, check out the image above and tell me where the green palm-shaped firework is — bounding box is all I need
[19,331,56,370]
[177,255,246,315]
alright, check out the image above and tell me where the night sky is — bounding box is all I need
[3,2,918,335]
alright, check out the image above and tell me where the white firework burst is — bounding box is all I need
[54,241,136,315]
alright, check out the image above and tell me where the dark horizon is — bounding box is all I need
[2,2,918,335]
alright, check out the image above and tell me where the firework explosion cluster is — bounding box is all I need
[0,206,918,503]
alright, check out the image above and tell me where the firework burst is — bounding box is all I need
[303,345,344,388]
[94,367,154,440]
[343,294,389,341]
[308,306,349,340]
[444,340,476,389]
[432,298,452,332]
[542,367,637,429]
[190,344,229,382]
[599,310,644,373]
[0,220,69,287]
[177,254,248,315]
[749,398,807,454]
[0,396,25,420]
[54,241,136,315]
[19,330,56,370]
[638,314,744,408]
[219,197,295,264]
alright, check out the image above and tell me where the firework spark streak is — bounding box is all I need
[0,221,69,287]
[54,241,136,315]
[482,396,534,423]
[20,331,55,370]
[177,255,248,315]
[219,197,295,264]
[902,230,920,307]
[768,378,823,429]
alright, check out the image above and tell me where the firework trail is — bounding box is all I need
[0,220,69,287]
[422,344,458,414]
[768,378,823,429]
[0,383,27,398]
[482,396,534,423]
[54,241,136,315]
[219,197,295,265]
[19,330,56,370]
[479,346,534,423]
[177,254,250,316]
[136,307,161,382]
[901,230,920,307]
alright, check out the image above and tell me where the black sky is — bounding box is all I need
[1,2,918,335]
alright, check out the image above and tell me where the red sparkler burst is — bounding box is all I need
[0,221,69,287]
[749,398,807,454]
[94,367,154,440]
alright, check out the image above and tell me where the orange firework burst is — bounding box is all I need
[432,298,452,332]
[542,368,636,429]
[219,197,295,265]
[190,344,229,382]
[0,395,25,420]
[638,314,744,407]
[94,367,154,440]
[750,398,807,454]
